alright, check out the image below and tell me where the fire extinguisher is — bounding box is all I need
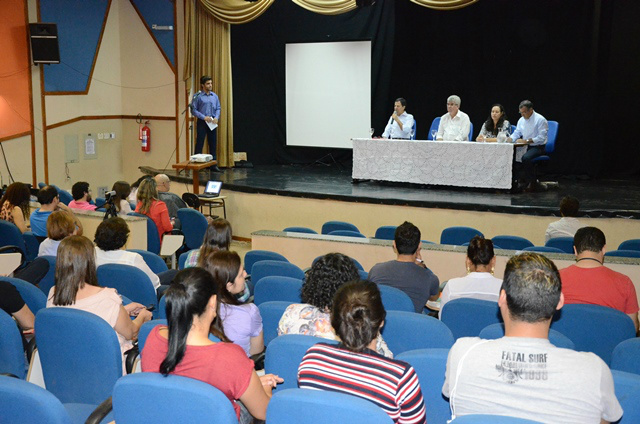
[141,121,150,152]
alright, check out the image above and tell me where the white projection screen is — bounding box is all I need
[285,41,371,149]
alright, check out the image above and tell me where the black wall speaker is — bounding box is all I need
[29,23,60,64]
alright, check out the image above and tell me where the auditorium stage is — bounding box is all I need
[143,164,640,220]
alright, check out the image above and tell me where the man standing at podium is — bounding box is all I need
[190,75,221,172]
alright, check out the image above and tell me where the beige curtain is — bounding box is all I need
[291,0,356,15]
[197,0,274,25]
[410,0,478,10]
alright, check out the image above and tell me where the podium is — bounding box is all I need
[171,160,216,194]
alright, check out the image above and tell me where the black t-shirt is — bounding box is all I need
[0,281,26,315]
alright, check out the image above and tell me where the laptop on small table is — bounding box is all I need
[198,180,222,198]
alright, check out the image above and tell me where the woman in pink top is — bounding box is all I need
[135,178,173,241]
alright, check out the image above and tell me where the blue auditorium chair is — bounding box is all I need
[258,301,293,346]
[440,226,484,246]
[377,284,414,313]
[244,250,289,275]
[254,276,303,305]
[428,117,440,140]
[127,249,169,274]
[327,230,367,238]
[38,255,57,296]
[0,310,27,379]
[283,226,317,234]
[321,220,359,235]
[612,370,640,423]
[491,235,534,251]
[97,264,158,312]
[381,311,454,355]
[177,208,208,250]
[522,246,565,254]
[440,298,502,340]
[612,338,640,375]
[127,212,161,254]
[0,375,76,424]
[605,249,640,258]
[3,276,47,314]
[618,239,640,251]
[374,225,397,240]
[544,236,573,254]
[531,120,558,178]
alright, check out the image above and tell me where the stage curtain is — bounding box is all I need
[196,0,274,25]
[291,0,356,15]
[184,0,234,167]
[409,0,478,10]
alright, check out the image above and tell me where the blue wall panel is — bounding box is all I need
[130,0,175,68]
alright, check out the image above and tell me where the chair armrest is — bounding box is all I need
[85,397,113,424]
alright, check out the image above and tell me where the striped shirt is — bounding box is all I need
[298,343,426,424]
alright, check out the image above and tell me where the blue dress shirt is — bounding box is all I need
[191,91,221,121]
[511,111,548,146]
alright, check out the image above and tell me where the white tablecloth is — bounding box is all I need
[352,138,521,189]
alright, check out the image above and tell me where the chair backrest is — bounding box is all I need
[377,284,415,313]
[113,373,237,424]
[449,415,542,423]
[544,236,574,253]
[251,260,305,288]
[177,208,208,250]
[321,220,359,235]
[37,255,57,296]
[618,239,640,251]
[0,220,27,256]
[468,122,474,141]
[53,186,73,205]
[374,225,397,240]
[327,230,367,238]
[0,375,72,424]
[0,310,27,379]
[478,323,575,349]
[265,334,338,391]
[94,197,106,208]
[611,370,640,424]
[440,298,502,340]
[35,308,122,404]
[2,276,47,314]
[157,295,167,320]
[491,235,534,251]
[258,301,293,346]
[440,226,484,245]
[428,117,440,139]
[244,250,289,274]
[411,120,417,140]
[605,249,640,258]
[254,276,303,305]
[611,338,640,375]
[22,232,40,261]
[381,311,454,355]
[545,120,559,154]
[522,246,566,254]
[550,304,636,365]
[266,388,392,424]
[97,264,158,310]
[283,226,318,234]
[181,192,200,209]
[396,348,450,424]
[127,249,169,273]
[128,212,161,254]
[178,248,197,270]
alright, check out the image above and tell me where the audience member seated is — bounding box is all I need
[0,182,31,233]
[439,236,502,318]
[0,280,35,331]
[443,252,623,423]
[154,174,187,229]
[298,280,426,423]
[94,218,177,295]
[141,267,282,422]
[368,221,439,313]
[436,95,471,141]
[476,104,510,142]
[381,97,414,139]
[30,185,82,240]
[278,252,392,357]
[559,226,638,333]
[545,196,584,243]
[68,181,97,211]
[135,178,173,241]
[46,235,152,363]
[200,250,264,356]
[38,210,78,257]
[111,181,132,216]
[127,175,149,204]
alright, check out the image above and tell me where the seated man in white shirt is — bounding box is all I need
[507,100,549,190]
[381,97,414,139]
[436,95,471,141]
[545,196,585,242]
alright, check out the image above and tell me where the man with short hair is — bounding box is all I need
[560,226,639,332]
[381,97,414,139]
[436,95,471,141]
[154,174,187,229]
[30,185,82,239]
[190,75,222,172]
[545,196,585,242]
[68,181,97,211]
[368,221,439,313]
[443,252,623,423]
[507,100,549,189]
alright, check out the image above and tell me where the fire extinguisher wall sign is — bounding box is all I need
[141,121,150,152]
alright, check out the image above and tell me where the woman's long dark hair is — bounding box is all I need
[200,250,242,306]
[196,218,232,265]
[112,181,131,212]
[0,182,31,219]
[53,235,99,306]
[160,268,228,375]
[482,103,507,136]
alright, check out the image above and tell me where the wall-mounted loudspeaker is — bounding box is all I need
[29,23,60,64]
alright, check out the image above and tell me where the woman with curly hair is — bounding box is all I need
[278,252,393,357]
[0,182,31,233]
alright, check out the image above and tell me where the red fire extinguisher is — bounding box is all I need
[141,121,150,152]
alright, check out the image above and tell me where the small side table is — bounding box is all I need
[197,196,227,219]
[171,160,217,194]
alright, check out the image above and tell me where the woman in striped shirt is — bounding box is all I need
[298,280,426,424]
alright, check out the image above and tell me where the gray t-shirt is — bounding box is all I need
[443,337,623,424]
[158,192,187,229]
[368,260,439,313]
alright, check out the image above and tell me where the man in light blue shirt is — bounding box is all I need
[190,75,221,170]
[507,100,548,189]
[381,97,415,139]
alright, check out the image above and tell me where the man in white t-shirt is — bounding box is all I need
[436,95,471,141]
[545,196,584,242]
[443,252,623,424]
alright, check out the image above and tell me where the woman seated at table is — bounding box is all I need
[135,178,173,241]
[298,280,426,424]
[278,253,392,357]
[439,236,502,318]
[141,267,282,422]
[476,103,510,142]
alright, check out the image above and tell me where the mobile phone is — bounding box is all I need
[146,304,155,312]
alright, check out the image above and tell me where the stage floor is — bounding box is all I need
[148,164,640,219]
